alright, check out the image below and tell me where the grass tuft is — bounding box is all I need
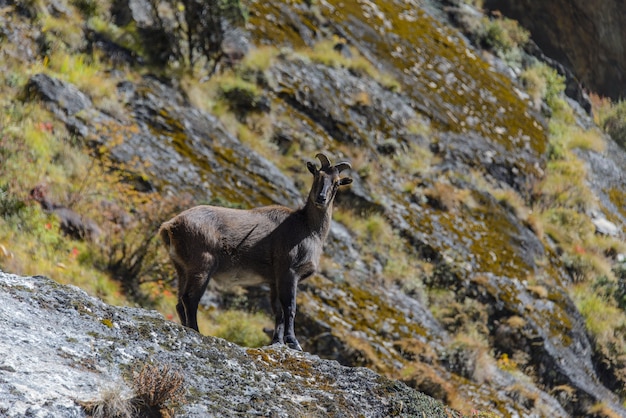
[131,362,186,414]
[82,383,135,418]
[202,309,272,348]
[305,39,401,91]
[598,99,626,150]
[520,62,566,111]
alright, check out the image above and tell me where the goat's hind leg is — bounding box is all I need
[269,283,285,346]
[179,255,214,332]
[172,261,188,327]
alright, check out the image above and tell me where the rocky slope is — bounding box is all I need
[2,0,626,416]
[0,271,458,417]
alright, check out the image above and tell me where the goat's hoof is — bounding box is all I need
[286,340,303,351]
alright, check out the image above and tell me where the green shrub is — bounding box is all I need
[218,77,268,113]
[560,252,608,283]
[0,183,25,217]
[567,128,605,153]
[304,39,401,91]
[212,309,271,348]
[131,362,186,413]
[593,274,626,312]
[542,208,594,244]
[478,16,529,61]
[600,100,626,150]
[99,192,190,303]
[572,283,626,339]
[537,159,593,210]
[70,0,100,17]
[520,62,566,111]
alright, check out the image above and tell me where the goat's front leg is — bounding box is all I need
[278,270,302,351]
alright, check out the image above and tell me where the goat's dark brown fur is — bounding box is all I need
[159,153,352,350]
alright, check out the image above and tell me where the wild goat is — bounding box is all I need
[159,153,352,350]
[29,184,101,241]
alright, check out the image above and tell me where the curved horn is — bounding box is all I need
[316,153,331,168]
[335,161,352,172]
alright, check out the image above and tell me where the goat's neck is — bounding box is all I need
[303,199,332,240]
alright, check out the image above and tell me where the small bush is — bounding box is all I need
[239,46,279,73]
[572,283,626,340]
[44,51,118,102]
[0,183,25,217]
[82,384,135,418]
[478,16,529,62]
[211,309,271,348]
[131,362,186,415]
[218,77,269,114]
[594,271,626,312]
[84,363,186,418]
[600,100,626,150]
[561,251,610,283]
[541,208,595,245]
[100,192,191,303]
[589,93,613,123]
[536,160,593,210]
[71,0,100,18]
[40,14,86,52]
[520,63,566,111]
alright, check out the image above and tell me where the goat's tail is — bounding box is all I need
[159,223,172,248]
[159,222,183,265]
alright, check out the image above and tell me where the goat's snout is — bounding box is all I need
[315,182,332,206]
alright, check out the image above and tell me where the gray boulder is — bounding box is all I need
[0,271,458,418]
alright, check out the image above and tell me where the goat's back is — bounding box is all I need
[165,204,291,235]
[159,204,293,268]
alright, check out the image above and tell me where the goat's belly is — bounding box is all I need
[211,269,266,288]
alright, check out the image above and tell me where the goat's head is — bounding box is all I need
[306,153,353,208]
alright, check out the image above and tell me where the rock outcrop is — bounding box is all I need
[0,271,458,417]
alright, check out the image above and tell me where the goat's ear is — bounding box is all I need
[307,161,318,174]
[339,177,353,186]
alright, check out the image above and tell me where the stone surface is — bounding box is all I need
[0,271,458,417]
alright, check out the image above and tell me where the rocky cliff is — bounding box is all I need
[2,0,626,417]
[484,0,626,100]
